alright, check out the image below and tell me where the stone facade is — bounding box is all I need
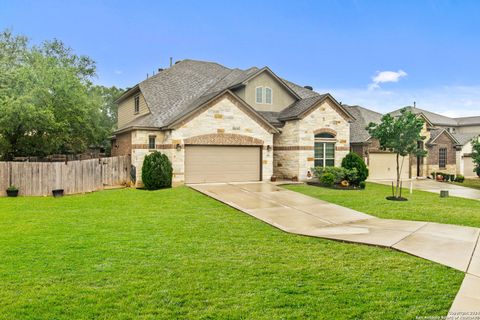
[129,93,274,186]
[273,99,350,180]
[425,132,457,175]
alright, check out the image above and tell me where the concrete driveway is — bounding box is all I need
[190,182,480,314]
[373,179,480,201]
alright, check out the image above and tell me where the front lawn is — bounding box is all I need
[450,177,480,191]
[284,182,480,227]
[0,187,463,319]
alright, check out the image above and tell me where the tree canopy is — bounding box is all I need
[0,29,123,160]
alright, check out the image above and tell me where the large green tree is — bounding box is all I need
[367,108,427,199]
[471,138,480,177]
[0,30,123,160]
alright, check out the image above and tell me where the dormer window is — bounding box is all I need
[265,87,272,104]
[134,95,140,114]
[255,87,273,104]
[256,87,263,103]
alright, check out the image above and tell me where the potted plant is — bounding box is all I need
[450,174,455,181]
[431,172,436,180]
[291,176,299,182]
[6,185,19,197]
[270,175,277,182]
[436,173,444,182]
[52,189,64,198]
[444,174,450,182]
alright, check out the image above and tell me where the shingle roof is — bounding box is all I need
[344,105,383,143]
[389,106,458,126]
[452,133,478,146]
[115,59,342,132]
[455,116,480,126]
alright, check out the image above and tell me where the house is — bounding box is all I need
[346,105,480,179]
[111,59,354,186]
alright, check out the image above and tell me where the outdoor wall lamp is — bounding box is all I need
[266,145,272,152]
[176,143,182,151]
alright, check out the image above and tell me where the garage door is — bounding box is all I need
[185,146,261,184]
[464,156,476,177]
[368,153,409,180]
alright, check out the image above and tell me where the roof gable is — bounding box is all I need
[166,89,279,133]
[232,67,301,100]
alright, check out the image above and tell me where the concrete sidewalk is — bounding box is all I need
[190,182,480,315]
[372,179,480,201]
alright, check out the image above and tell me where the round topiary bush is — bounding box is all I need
[141,151,173,190]
[341,152,368,185]
[320,172,335,187]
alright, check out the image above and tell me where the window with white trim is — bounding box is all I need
[265,87,272,104]
[134,95,140,114]
[314,132,335,167]
[256,87,263,103]
[439,148,447,168]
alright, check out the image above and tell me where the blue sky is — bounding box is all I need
[1,0,480,116]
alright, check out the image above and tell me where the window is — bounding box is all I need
[134,95,140,114]
[265,87,272,104]
[439,148,447,168]
[148,136,156,150]
[256,87,263,103]
[314,132,335,167]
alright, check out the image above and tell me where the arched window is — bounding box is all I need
[314,132,336,167]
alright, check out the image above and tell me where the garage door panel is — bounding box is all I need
[369,153,409,180]
[185,146,261,183]
[464,157,476,177]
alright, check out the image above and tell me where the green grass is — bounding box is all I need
[0,187,464,319]
[284,182,480,227]
[450,177,480,191]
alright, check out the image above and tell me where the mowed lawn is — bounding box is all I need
[451,178,480,191]
[285,182,480,228]
[0,187,465,319]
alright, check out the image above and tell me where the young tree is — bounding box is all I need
[471,138,480,177]
[367,108,427,199]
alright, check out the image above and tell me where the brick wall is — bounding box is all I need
[111,131,132,157]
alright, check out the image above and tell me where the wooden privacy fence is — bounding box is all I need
[0,156,131,197]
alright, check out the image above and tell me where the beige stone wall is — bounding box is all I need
[273,99,350,180]
[130,95,274,186]
[234,71,296,113]
[130,130,165,185]
[118,92,149,128]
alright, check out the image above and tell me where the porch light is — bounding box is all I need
[176,143,182,151]
[266,145,272,152]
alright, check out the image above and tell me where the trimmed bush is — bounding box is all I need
[313,166,360,188]
[359,181,366,189]
[455,175,465,183]
[141,151,173,190]
[320,172,335,187]
[341,153,368,185]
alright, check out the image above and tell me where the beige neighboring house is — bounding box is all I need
[112,59,354,186]
[346,105,480,180]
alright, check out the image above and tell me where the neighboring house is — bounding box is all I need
[346,105,480,179]
[112,59,354,186]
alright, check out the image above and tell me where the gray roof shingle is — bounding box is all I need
[344,105,383,143]
[116,59,341,131]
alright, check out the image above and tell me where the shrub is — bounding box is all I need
[141,151,173,190]
[359,181,366,189]
[313,166,359,187]
[341,153,368,185]
[6,185,18,191]
[455,175,465,183]
[320,172,335,186]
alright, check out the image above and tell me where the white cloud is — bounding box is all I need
[369,70,407,90]
[114,70,123,75]
[315,85,480,117]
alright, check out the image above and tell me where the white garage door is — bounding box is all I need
[368,153,409,181]
[185,146,261,184]
[464,156,476,177]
